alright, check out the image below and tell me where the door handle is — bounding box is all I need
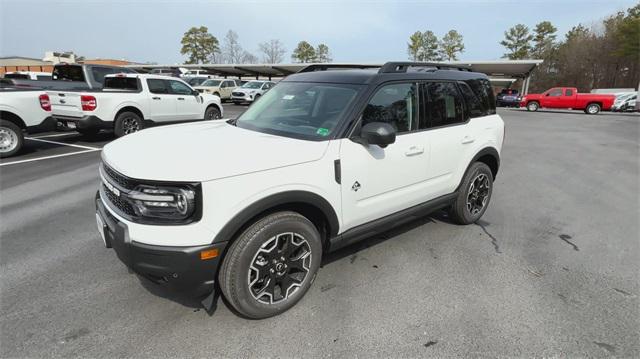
[405,146,424,156]
[152,97,161,100]
[461,136,475,144]
[177,97,185,101]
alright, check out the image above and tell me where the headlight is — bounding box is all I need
[128,184,196,221]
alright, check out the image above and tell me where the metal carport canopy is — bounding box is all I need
[127,60,542,80]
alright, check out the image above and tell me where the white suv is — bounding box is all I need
[96,62,504,319]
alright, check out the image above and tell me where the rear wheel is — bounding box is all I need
[114,112,143,137]
[449,162,494,225]
[0,120,23,158]
[585,103,601,115]
[526,101,539,112]
[219,211,322,319]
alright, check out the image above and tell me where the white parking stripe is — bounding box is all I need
[29,133,79,139]
[0,149,101,167]
[25,137,102,150]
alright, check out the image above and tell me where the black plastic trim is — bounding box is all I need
[25,116,57,134]
[329,192,457,251]
[334,159,341,184]
[212,191,340,243]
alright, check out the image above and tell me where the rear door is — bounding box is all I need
[168,79,201,120]
[560,88,575,108]
[146,79,176,122]
[340,82,432,230]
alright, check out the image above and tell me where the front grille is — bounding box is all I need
[102,183,136,216]
[232,92,244,97]
[102,164,136,190]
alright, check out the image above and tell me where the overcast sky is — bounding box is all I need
[1,0,637,64]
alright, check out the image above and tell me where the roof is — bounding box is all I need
[282,67,490,85]
[126,60,543,79]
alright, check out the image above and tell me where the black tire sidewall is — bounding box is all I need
[452,162,494,224]
[221,212,322,319]
[114,112,142,138]
[527,101,539,111]
[0,120,24,158]
[587,104,600,114]
[205,106,221,121]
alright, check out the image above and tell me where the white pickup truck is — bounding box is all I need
[48,74,223,137]
[0,89,56,157]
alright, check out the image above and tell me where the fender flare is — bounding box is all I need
[212,190,340,244]
[456,147,501,192]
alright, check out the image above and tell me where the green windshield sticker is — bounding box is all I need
[316,128,330,136]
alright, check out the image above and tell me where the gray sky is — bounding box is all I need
[1,0,637,64]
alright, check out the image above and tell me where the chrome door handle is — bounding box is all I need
[462,136,475,144]
[405,146,424,156]
[152,97,161,100]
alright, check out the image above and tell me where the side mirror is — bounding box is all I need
[356,122,396,148]
[192,90,200,96]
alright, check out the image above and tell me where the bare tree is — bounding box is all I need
[241,51,258,64]
[259,39,286,63]
[222,30,244,64]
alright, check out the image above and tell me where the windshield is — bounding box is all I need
[201,80,221,87]
[242,81,264,89]
[235,82,362,141]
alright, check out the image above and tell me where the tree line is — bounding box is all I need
[499,3,639,92]
[180,27,332,64]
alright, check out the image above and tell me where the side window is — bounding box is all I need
[147,79,168,94]
[565,89,573,96]
[91,67,116,84]
[422,82,465,128]
[168,80,193,95]
[361,83,418,134]
[463,78,493,115]
[220,81,228,88]
[262,83,271,90]
[548,88,562,97]
[458,82,484,118]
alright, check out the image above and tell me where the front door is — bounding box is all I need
[339,82,431,231]
[540,88,563,108]
[168,79,201,120]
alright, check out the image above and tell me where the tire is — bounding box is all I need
[0,120,24,158]
[204,106,221,121]
[449,162,494,225]
[585,103,601,115]
[526,101,539,112]
[219,211,322,319]
[114,111,143,138]
[77,127,99,136]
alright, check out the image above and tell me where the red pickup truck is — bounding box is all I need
[520,87,615,114]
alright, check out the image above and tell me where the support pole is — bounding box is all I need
[524,75,531,95]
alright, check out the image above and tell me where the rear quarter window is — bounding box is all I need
[464,78,496,115]
[104,77,139,90]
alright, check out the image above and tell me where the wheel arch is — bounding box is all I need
[212,190,340,251]
[0,110,27,129]
[114,106,144,124]
[459,147,500,190]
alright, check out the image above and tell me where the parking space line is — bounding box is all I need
[25,137,102,150]
[0,149,101,167]
[30,133,79,139]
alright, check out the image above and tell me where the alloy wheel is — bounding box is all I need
[0,127,18,154]
[466,173,490,215]
[248,232,312,304]
[122,117,140,135]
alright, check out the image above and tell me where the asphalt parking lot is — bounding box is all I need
[1,107,638,357]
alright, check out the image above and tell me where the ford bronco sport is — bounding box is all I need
[96,62,504,318]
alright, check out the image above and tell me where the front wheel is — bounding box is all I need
[0,120,24,158]
[449,162,494,225]
[114,112,143,137]
[219,211,322,319]
[204,106,221,121]
[526,101,539,112]
[585,103,601,115]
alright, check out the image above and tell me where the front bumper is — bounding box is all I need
[53,115,111,131]
[231,94,254,103]
[96,193,228,297]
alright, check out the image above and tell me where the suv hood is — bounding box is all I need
[102,121,329,182]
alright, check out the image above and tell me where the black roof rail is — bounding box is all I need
[378,62,471,73]
[297,64,381,73]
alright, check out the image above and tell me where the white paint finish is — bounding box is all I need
[0,90,51,127]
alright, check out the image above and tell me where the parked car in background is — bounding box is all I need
[48,74,222,137]
[182,70,209,77]
[520,87,615,114]
[193,79,239,101]
[186,76,214,87]
[149,68,182,77]
[495,88,520,107]
[612,93,637,112]
[0,88,56,157]
[0,63,137,90]
[96,62,504,318]
[231,80,276,104]
[3,71,53,81]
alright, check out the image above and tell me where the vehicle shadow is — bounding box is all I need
[135,209,455,314]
